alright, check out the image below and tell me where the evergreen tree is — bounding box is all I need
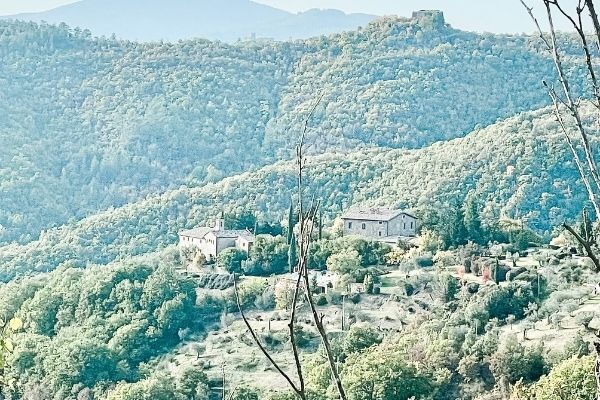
[225,210,256,231]
[464,192,484,244]
[287,202,295,245]
[578,208,595,252]
[288,232,298,273]
[438,204,469,249]
[363,274,374,294]
[318,208,323,241]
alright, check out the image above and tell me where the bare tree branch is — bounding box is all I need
[563,222,600,271]
[543,0,600,193]
[295,103,347,399]
[584,0,600,49]
[233,278,304,398]
[522,0,600,219]
[546,83,600,218]
[550,0,600,109]
[521,0,553,50]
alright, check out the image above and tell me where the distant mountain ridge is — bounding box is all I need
[1,0,377,42]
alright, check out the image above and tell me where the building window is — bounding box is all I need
[410,221,414,229]
[403,223,406,229]
[348,222,352,229]
[379,221,383,224]
[378,231,382,237]
[362,223,366,230]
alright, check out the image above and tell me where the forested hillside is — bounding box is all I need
[0,105,592,281]
[0,16,586,244]
[0,254,206,399]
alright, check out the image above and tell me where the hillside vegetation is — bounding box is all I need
[0,17,587,243]
[0,253,212,399]
[0,105,593,281]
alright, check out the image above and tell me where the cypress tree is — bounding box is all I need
[464,193,483,244]
[442,204,468,248]
[288,232,298,273]
[579,207,594,245]
[318,208,323,241]
[287,202,294,245]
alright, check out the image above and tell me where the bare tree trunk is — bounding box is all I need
[595,335,600,400]
[542,1,600,194]
[563,223,600,271]
[521,6,600,396]
[296,93,347,400]
[233,89,347,399]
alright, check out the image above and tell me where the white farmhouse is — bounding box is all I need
[341,208,419,244]
[178,215,255,261]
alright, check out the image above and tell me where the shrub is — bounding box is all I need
[511,229,542,252]
[196,273,235,290]
[238,280,268,309]
[327,250,361,275]
[574,311,595,329]
[415,256,434,268]
[218,248,248,273]
[254,285,276,311]
[326,291,343,305]
[293,325,313,348]
[230,388,260,400]
[516,356,596,400]
[348,293,361,304]
[342,324,382,355]
[316,294,328,306]
[481,282,535,320]
[490,335,545,384]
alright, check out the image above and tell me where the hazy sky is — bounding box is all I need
[0,0,579,33]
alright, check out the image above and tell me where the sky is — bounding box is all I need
[0,0,580,34]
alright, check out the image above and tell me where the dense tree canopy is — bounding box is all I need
[0,104,595,281]
[0,17,586,245]
[0,256,205,398]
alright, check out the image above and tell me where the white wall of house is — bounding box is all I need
[178,235,204,248]
[235,237,253,253]
[200,234,218,261]
[179,231,255,262]
[179,234,218,261]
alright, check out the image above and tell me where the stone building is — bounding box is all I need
[341,208,419,244]
[412,10,445,25]
[178,215,255,262]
